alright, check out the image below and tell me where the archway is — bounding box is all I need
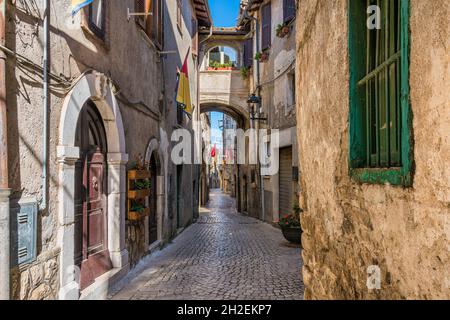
[57,71,128,300]
[206,46,239,69]
[144,138,164,250]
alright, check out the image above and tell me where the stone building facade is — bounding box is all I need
[1,0,211,300]
[237,0,299,224]
[296,0,450,299]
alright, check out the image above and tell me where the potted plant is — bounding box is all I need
[254,50,269,63]
[276,23,290,38]
[240,66,250,79]
[278,204,303,245]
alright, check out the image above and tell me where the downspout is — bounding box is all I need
[0,0,11,300]
[40,0,49,211]
[243,4,265,223]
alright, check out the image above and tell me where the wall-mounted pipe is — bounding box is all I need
[40,0,49,211]
[0,0,11,300]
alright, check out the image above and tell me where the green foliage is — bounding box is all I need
[240,66,250,79]
[134,179,151,190]
[131,201,145,213]
[209,61,234,69]
[254,50,269,62]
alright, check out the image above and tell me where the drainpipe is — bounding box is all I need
[40,0,49,211]
[0,0,11,300]
[243,4,265,223]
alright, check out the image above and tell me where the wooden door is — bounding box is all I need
[149,155,158,245]
[75,101,112,291]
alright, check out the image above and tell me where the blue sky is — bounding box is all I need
[209,0,241,27]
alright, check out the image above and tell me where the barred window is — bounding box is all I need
[349,0,412,186]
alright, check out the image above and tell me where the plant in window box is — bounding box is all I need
[254,50,269,63]
[277,203,303,245]
[276,23,290,38]
[240,66,251,79]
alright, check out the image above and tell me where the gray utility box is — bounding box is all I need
[10,198,38,266]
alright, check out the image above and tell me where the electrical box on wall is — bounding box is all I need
[10,198,38,266]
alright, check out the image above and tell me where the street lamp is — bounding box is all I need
[247,94,267,121]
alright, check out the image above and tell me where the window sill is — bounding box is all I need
[349,167,412,187]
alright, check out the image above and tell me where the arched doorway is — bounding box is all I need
[148,153,158,245]
[144,137,164,249]
[57,71,128,300]
[74,100,112,290]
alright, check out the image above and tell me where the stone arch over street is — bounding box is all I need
[57,71,129,300]
[200,102,249,129]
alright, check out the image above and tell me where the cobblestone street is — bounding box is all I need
[111,189,304,300]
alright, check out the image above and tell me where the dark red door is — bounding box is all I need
[75,101,112,291]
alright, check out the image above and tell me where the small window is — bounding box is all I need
[88,0,105,39]
[349,0,412,186]
[191,17,198,55]
[150,0,164,48]
[177,0,183,35]
[261,3,272,50]
[243,38,254,68]
[283,0,296,23]
[134,0,164,48]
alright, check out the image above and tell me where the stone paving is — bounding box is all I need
[110,189,304,300]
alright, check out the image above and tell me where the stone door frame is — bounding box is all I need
[57,71,129,299]
[144,138,164,250]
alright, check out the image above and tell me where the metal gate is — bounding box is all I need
[279,147,293,217]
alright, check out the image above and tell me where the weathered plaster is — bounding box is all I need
[296,0,450,299]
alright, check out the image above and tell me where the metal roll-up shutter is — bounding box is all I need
[279,147,293,216]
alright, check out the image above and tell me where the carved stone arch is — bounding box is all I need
[57,71,129,300]
[202,41,244,69]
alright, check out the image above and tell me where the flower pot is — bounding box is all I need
[282,27,290,36]
[260,54,269,62]
[281,226,302,245]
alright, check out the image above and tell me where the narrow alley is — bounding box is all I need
[111,190,304,300]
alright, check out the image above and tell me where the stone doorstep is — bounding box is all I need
[148,239,163,254]
[79,264,130,300]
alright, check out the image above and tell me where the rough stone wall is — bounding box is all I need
[296,0,450,299]
[6,0,163,299]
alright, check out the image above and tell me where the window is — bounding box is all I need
[261,3,271,50]
[243,38,254,68]
[150,0,164,47]
[135,0,147,30]
[88,0,105,39]
[135,0,163,48]
[191,17,198,56]
[283,0,296,23]
[349,0,412,186]
[177,0,183,35]
[177,105,184,125]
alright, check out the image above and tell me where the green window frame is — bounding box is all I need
[349,0,412,186]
